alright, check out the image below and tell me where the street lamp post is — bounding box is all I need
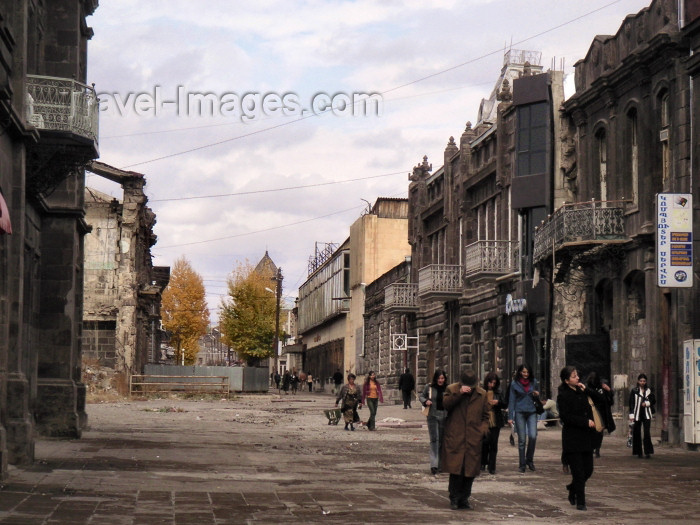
[271,268,283,373]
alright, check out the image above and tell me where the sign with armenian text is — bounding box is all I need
[657,193,693,288]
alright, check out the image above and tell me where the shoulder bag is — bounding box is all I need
[421,387,432,416]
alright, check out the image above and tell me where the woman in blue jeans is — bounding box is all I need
[507,364,540,473]
[419,370,447,475]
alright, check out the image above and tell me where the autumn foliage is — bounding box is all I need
[219,262,276,364]
[161,257,209,365]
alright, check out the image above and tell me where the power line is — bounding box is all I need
[151,171,404,202]
[157,203,364,249]
[118,0,624,170]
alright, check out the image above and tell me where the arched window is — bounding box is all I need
[595,128,608,201]
[659,90,670,189]
[627,108,639,205]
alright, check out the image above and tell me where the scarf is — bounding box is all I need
[518,378,531,392]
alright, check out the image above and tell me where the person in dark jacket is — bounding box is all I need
[558,365,605,511]
[585,371,616,457]
[628,373,656,458]
[419,370,448,475]
[399,368,415,409]
[481,372,507,474]
[441,369,490,511]
[507,364,540,472]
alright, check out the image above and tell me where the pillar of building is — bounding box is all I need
[34,173,89,437]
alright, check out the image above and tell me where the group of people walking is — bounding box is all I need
[328,364,656,512]
[273,369,314,394]
[414,366,655,512]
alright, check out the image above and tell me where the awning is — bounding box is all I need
[0,191,12,234]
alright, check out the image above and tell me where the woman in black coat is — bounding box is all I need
[557,366,605,511]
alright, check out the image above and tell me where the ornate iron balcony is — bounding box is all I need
[533,200,627,264]
[465,240,519,278]
[26,75,99,143]
[417,264,462,301]
[384,283,418,312]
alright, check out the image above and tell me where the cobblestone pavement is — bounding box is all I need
[1,389,699,524]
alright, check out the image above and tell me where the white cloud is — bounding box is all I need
[87,0,655,319]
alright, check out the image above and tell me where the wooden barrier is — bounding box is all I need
[129,374,230,397]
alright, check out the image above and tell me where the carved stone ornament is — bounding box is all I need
[497,78,513,102]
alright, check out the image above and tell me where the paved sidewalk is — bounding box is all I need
[1,390,699,524]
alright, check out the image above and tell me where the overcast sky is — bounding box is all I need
[86,0,654,320]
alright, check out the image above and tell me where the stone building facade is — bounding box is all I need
[533,0,700,443]
[0,0,99,477]
[365,52,565,396]
[83,161,169,385]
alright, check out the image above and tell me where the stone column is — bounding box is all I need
[34,172,89,437]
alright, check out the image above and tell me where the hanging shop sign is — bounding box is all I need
[657,193,693,288]
[505,293,527,315]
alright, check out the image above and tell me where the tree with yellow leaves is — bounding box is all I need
[219,261,277,365]
[161,256,209,365]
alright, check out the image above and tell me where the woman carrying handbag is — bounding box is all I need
[419,370,447,475]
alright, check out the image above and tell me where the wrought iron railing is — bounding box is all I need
[417,264,462,296]
[384,283,418,310]
[533,200,627,264]
[25,75,99,142]
[465,240,519,277]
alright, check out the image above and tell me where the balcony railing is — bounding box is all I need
[465,240,519,278]
[26,75,99,143]
[384,283,418,312]
[417,264,463,300]
[533,200,627,264]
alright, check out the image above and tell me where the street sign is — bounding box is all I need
[657,193,693,287]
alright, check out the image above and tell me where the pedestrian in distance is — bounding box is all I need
[282,370,291,394]
[585,371,616,457]
[273,371,281,392]
[335,373,362,431]
[399,367,415,409]
[290,370,299,395]
[419,370,448,475]
[557,365,605,511]
[362,371,383,431]
[507,364,540,473]
[629,373,655,459]
[332,368,344,395]
[307,373,313,392]
[441,369,490,511]
[481,372,507,475]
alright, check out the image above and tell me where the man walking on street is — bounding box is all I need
[399,367,415,409]
[441,369,490,510]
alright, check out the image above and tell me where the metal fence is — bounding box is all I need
[142,365,269,392]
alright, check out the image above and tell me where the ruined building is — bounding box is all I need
[0,0,100,477]
[83,161,169,388]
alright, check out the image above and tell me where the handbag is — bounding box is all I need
[533,394,545,415]
[587,396,604,432]
[421,387,432,416]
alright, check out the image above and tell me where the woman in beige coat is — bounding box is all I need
[440,369,490,510]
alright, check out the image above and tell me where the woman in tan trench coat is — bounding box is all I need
[440,369,490,510]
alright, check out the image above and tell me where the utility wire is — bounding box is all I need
[119,0,623,170]
[157,203,365,249]
[151,171,404,202]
